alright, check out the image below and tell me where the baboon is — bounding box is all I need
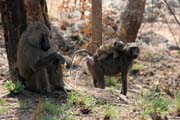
[85,40,125,61]
[17,21,65,93]
[95,40,125,61]
[71,43,139,95]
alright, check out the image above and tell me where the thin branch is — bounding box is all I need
[162,0,180,26]
[158,6,179,48]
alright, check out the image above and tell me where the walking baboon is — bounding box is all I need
[71,43,139,95]
[17,21,65,93]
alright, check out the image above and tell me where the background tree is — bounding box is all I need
[118,0,146,42]
[91,0,102,53]
[0,0,50,81]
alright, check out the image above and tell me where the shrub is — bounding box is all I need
[4,80,24,95]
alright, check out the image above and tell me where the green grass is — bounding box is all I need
[44,101,74,119]
[175,51,180,56]
[68,91,96,108]
[41,117,56,120]
[176,91,180,116]
[0,98,6,113]
[0,98,6,105]
[131,63,144,74]
[0,106,6,113]
[138,86,170,118]
[106,77,117,87]
[18,101,32,109]
[109,86,116,94]
[4,80,24,95]
[103,104,118,120]
[177,51,180,56]
[34,99,74,120]
[34,91,97,120]
[44,101,61,116]
[68,91,79,105]
[145,52,162,62]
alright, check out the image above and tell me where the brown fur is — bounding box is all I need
[95,40,125,61]
[71,43,139,95]
[17,21,65,93]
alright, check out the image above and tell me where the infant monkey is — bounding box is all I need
[95,40,125,61]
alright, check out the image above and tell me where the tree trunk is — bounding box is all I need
[118,0,146,43]
[0,0,50,81]
[0,0,27,81]
[91,0,102,53]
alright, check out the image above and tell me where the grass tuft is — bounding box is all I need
[34,99,74,120]
[138,86,170,119]
[0,98,6,113]
[103,104,118,120]
[131,63,144,74]
[176,91,180,116]
[145,52,162,62]
[106,77,117,87]
[68,91,96,108]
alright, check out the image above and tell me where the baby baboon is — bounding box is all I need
[95,40,125,61]
[17,21,65,93]
[71,43,139,95]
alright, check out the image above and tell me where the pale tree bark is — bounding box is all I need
[118,0,146,43]
[91,0,102,53]
[0,0,50,81]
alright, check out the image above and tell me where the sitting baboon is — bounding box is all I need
[17,21,65,93]
[95,40,125,61]
[71,43,139,95]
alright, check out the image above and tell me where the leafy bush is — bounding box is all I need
[4,80,24,95]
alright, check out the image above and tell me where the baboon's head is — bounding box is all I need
[124,43,139,59]
[113,40,125,52]
[26,22,51,51]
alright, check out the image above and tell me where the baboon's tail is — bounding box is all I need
[70,49,92,75]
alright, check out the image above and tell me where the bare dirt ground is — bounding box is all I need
[0,23,180,119]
